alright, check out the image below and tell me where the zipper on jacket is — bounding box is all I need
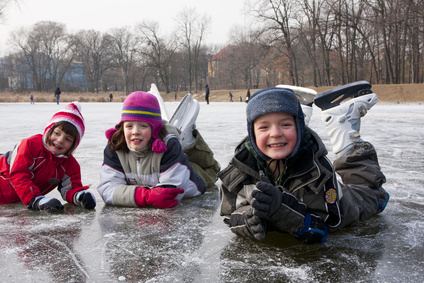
[137,157,141,174]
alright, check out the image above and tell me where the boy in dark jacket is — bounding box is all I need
[219,83,389,244]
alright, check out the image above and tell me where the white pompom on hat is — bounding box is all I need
[43,101,85,147]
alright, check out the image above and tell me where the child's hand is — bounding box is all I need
[135,187,184,208]
[28,196,64,212]
[251,181,283,218]
[245,208,267,240]
[224,208,267,240]
[75,191,96,209]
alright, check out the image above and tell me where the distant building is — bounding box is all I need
[208,45,236,79]
[0,55,87,91]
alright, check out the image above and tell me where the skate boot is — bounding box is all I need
[148,83,170,121]
[276,85,317,126]
[169,93,200,150]
[315,81,378,157]
[301,104,313,126]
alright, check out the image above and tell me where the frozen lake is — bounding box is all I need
[1,100,423,282]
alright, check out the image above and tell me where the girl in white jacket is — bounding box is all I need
[97,91,207,208]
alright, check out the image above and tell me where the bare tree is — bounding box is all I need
[177,7,211,93]
[297,0,323,86]
[248,0,301,85]
[9,27,47,90]
[136,21,178,93]
[74,30,114,92]
[109,27,137,94]
[0,0,18,21]
[34,21,75,90]
[230,26,267,88]
[10,21,74,91]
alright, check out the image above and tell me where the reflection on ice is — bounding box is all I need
[0,102,423,281]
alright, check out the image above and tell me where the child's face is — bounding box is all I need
[253,112,297,160]
[46,127,75,156]
[124,121,152,151]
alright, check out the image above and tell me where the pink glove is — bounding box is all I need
[135,187,184,208]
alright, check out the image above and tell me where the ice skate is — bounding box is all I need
[316,81,378,156]
[148,83,170,121]
[276,85,317,126]
[314,80,372,110]
[169,93,200,150]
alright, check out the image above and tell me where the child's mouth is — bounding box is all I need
[269,143,286,148]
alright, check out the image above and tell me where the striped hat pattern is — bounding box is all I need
[44,101,85,148]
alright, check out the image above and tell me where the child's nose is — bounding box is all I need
[132,125,141,134]
[270,125,283,136]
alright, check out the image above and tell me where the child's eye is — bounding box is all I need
[281,122,294,127]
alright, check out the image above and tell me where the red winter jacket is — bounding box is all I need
[0,134,88,206]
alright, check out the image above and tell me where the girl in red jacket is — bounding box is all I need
[0,102,96,211]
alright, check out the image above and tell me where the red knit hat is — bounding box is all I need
[105,91,167,153]
[43,101,85,147]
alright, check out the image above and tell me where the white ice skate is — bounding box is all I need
[148,84,200,150]
[276,84,317,126]
[169,93,200,150]
[315,81,378,156]
[148,83,170,121]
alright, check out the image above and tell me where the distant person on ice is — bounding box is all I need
[54,87,61,105]
[30,93,34,104]
[219,84,389,244]
[97,91,219,208]
[0,102,96,211]
[205,84,210,104]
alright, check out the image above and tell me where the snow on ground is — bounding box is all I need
[0,101,423,282]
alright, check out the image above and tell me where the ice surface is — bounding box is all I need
[1,101,424,282]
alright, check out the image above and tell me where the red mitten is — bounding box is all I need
[135,187,184,208]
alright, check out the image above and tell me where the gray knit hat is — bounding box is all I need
[246,87,305,161]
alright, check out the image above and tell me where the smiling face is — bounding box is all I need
[46,127,75,156]
[124,121,152,151]
[253,112,298,160]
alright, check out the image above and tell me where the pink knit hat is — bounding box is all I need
[105,91,167,153]
[43,101,85,147]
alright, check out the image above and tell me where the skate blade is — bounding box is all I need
[148,83,170,121]
[276,85,317,106]
[314,80,373,110]
[169,93,200,133]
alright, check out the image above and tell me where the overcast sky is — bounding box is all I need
[0,0,250,55]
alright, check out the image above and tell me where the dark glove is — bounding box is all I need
[135,187,184,208]
[251,181,283,218]
[255,185,326,243]
[225,208,267,240]
[293,213,329,244]
[74,191,96,209]
[245,208,267,240]
[28,196,64,212]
